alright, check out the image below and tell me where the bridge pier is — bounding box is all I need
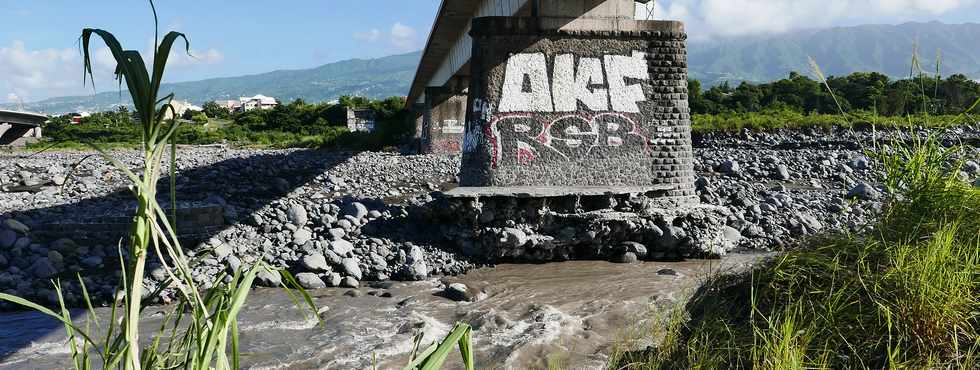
[421,79,468,154]
[458,17,696,204]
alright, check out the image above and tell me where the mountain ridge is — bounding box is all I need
[5,21,980,114]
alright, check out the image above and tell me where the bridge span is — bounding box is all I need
[0,110,46,147]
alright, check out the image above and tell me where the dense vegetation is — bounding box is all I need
[38,96,412,150]
[35,70,979,150]
[690,72,980,116]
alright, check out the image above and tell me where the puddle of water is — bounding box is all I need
[0,254,763,370]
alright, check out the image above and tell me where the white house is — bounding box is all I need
[239,95,278,111]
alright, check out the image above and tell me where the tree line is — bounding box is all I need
[690,72,980,116]
[41,96,413,149]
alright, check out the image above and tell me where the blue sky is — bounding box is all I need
[3,0,980,103]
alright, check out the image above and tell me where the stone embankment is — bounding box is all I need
[0,125,977,308]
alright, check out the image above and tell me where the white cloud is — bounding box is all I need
[650,0,980,39]
[6,93,19,103]
[353,29,382,43]
[166,48,225,67]
[0,40,114,102]
[390,22,418,50]
[0,40,223,103]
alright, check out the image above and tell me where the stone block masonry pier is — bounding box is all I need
[410,1,736,263]
[458,17,696,205]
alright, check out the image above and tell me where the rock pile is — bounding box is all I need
[0,125,977,308]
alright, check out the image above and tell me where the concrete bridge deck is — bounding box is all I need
[0,110,47,146]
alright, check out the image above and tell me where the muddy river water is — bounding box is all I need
[0,254,763,369]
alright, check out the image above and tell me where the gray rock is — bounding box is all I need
[849,156,870,170]
[398,245,429,281]
[150,266,169,282]
[226,256,243,272]
[47,251,64,266]
[286,204,308,226]
[657,268,678,276]
[326,273,343,287]
[721,226,743,246]
[342,202,369,220]
[501,228,528,248]
[340,276,359,288]
[327,228,346,240]
[324,250,343,265]
[301,253,331,272]
[367,210,383,219]
[742,224,765,238]
[337,219,354,231]
[341,258,362,280]
[256,270,282,287]
[31,258,58,279]
[4,219,29,234]
[798,214,823,232]
[620,242,647,257]
[847,182,881,201]
[964,160,979,175]
[272,177,290,193]
[81,256,103,268]
[773,164,791,180]
[719,160,740,174]
[329,239,354,256]
[0,230,15,249]
[13,237,30,249]
[212,243,233,260]
[292,229,312,246]
[50,238,76,252]
[612,252,639,264]
[443,283,475,302]
[296,273,326,289]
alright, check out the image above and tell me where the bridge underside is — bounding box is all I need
[0,111,46,146]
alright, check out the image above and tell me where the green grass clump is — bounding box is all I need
[610,133,980,369]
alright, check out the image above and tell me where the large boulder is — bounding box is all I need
[286,204,308,226]
[301,253,331,272]
[341,258,362,280]
[295,273,326,289]
[0,230,16,249]
[847,182,881,201]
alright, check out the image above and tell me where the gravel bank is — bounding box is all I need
[1,125,977,308]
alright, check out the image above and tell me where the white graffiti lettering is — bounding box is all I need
[498,52,649,113]
[553,55,608,112]
[498,53,554,112]
[605,51,648,113]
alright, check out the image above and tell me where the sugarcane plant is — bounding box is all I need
[0,2,317,370]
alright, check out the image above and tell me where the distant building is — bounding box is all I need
[239,95,278,111]
[346,108,376,132]
[163,100,203,120]
[215,100,241,112]
[69,112,91,125]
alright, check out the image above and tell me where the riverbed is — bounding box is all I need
[0,254,763,369]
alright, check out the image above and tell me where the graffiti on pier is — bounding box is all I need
[497,51,649,113]
[489,113,650,167]
[484,51,652,167]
